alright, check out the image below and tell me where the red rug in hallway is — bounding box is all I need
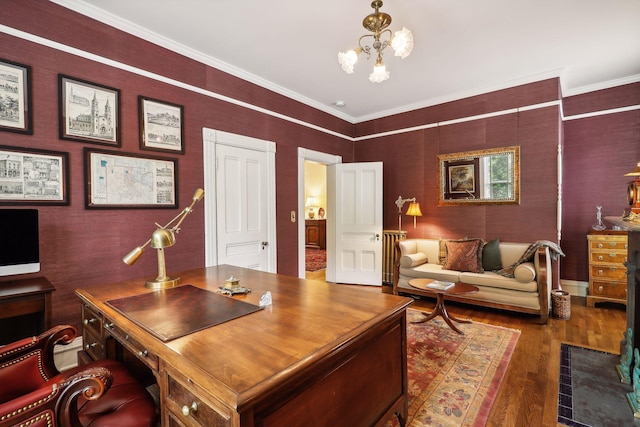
[305,248,326,271]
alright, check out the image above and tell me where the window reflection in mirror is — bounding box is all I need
[437,146,520,205]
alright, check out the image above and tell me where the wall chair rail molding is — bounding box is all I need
[437,146,520,206]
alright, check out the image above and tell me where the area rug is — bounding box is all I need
[388,309,520,427]
[305,248,326,271]
[558,343,635,427]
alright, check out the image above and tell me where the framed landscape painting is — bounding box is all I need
[139,96,184,154]
[0,59,32,134]
[59,75,120,146]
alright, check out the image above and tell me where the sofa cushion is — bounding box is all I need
[459,271,538,292]
[514,262,536,283]
[482,238,502,271]
[443,238,484,273]
[399,252,428,268]
[399,263,461,283]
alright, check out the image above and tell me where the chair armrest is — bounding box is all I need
[0,366,112,427]
[0,325,76,379]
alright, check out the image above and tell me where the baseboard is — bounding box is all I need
[559,279,588,297]
[54,336,82,371]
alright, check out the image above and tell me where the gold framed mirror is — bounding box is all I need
[437,146,520,206]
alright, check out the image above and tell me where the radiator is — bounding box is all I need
[382,230,408,284]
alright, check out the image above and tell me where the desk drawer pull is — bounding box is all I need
[181,402,198,416]
[84,342,97,350]
[138,349,148,358]
[83,318,97,325]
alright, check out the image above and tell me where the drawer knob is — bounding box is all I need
[609,253,615,258]
[597,243,603,248]
[598,286,604,292]
[138,350,148,358]
[84,342,97,350]
[598,255,603,261]
[597,269,603,275]
[83,318,97,325]
[181,402,198,416]
[104,322,114,329]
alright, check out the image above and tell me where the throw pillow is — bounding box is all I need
[438,239,448,265]
[514,262,536,283]
[399,252,428,268]
[482,238,502,271]
[443,238,485,273]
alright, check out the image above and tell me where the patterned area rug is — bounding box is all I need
[388,309,520,427]
[305,248,326,271]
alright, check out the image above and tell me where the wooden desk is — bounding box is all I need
[76,265,412,427]
[0,276,55,344]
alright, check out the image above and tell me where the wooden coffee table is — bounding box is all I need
[408,278,479,334]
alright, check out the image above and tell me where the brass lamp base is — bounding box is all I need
[145,276,180,289]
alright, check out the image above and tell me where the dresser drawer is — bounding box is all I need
[590,252,627,264]
[104,319,159,372]
[590,240,628,251]
[590,265,627,280]
[164,367,230,427]
[590,280,627,300]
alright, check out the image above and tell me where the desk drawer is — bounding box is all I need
[591,280,626,300]
[590,240,628,250]
[164,366,230,427]
[82,329,105,360]
[590,265,627,280]
[104,320,159,372]
[81,304,103,339]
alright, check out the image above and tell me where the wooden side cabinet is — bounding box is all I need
[305,219,326,249]
[0,277,55,344]
[587,229,628,307]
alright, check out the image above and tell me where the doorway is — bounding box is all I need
[297,148,342,279]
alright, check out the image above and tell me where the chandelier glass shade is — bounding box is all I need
[338,1,414,83]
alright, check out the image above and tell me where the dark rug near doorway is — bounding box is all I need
[558,343,639,427]
[305,248,326,271]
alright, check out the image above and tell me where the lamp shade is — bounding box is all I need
[151,228,176,249]
[625,162,640,176]
[305,197,318,207]
[405,202,422,217]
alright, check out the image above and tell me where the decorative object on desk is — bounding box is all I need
[305,196,318,219]
[259,291,272,307]
[617,328,633,384]
[225,276,240,288]
[592,205,606,230]
[122,188,204,289]
[625,162,640,214]
[558,343,633,427]
[218,286,251,296]
[395,195,420,231]
[386,310,520,427]
[337,0,413,83]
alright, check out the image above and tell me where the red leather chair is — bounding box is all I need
[0,325,157,427]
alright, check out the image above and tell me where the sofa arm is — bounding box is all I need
[535,247,552,323]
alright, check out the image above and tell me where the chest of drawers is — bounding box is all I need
[587,230,628,307]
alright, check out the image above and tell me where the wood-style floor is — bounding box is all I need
[305,270,627,427]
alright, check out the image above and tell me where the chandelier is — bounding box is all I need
[338,0,414,83]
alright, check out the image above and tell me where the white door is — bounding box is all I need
[215,144,269,270]
[326,162,383,286]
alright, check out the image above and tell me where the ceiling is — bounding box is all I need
[54,0,640,123]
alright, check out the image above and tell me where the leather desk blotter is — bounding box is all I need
[106,284,262,341]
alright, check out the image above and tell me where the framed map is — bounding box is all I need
[0,145,69,205]
[84,148,177,209]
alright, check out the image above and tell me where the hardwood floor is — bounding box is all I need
[305,270,627,427]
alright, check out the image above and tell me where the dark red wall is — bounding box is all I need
[561,83,640,282]
[1,1,638,331]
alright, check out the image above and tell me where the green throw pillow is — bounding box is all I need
[482,238,502,271]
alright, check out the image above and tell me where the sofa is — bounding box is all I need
[393,238,552,323]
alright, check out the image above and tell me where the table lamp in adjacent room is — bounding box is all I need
[123,188,205,289]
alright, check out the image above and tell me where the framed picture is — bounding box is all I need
[84,148,178,209]
[0,145,69,205]
[0,59,32,134]
[444,158,479,199]
[59,75,120,146]
[139,96,184,154]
